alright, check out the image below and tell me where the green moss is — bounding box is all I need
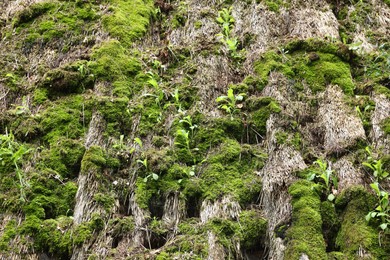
[248,97,281,137]
[335,186,387,258]
[81,146,106,174]
[321,201,340,252]
[275,130,288,145]
[13,2,55,27]
[40,95,89,143]
[265,0,285,12]
[90,40,141,81]
[33,88,48,105]
[94,193,115,212]
[40,63,94,97]
[239,210,267,249]
[35,216,73,259]
[135,177,155,209]
[285,180,327,259]
[255,40,355,94]
[109,216,134,238]
[23,173,77,219]
[327,251,346,259]
[200,139,263,205]
[292,52,355,94]
[0,219,17,252]
[284,38,351,62]
[382,117,390,135]
[39,138,85,178]
[13,0,100,52]
[102,0,154,46]
[208,218,240,248]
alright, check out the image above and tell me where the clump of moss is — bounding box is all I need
[246,96,281,138]
[12,2,55,27]
[102,0,154,46]
[382,117,390,135]
[335,186,388,258]
[285,180,327,259]
[38,138,85,178]
[90,40,141,81]
[39,62,94,97]
[39,95,90,143]
[239,210,267,249]
[0,219,17,252]
[255,39,356,94]
[80,146,106,174]
[200,139,263,205]
[321,201,340,252]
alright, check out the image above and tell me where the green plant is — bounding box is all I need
[216,7,235,39]
[137,158,159,182]
[216,88,245,120]
[215,7,244,60]
[0,130,32,201]
[179,115,198,137]
[175,129,190,151]
[365,182,390,232]
[363,146,390,232]
[307,159,338,201]
[12,96,31,116]
[171,88,184,113]
[355,104,374,128]
[363,146,389,182]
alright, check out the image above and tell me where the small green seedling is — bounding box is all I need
[216,88,245,119]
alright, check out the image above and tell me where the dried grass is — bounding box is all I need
[162,192,185,230]
[84,112,106,149]
[288,8,339,40]
[200,195,241,223]
[258,144,306,259]
[0,0,45,21]
[193,54,233,118]
[207,231,226,260]
[317,85,366,154]
[332,157,364,192]
[370,94,390,152]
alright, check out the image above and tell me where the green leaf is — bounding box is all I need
[216,17,224,24]
[227,88,234,100]
[370,182,381,196]
[327,194,335,201]
[152,173,159,180]
[134,137,143,149]
[365,212,372,221]
[380,223,388,230]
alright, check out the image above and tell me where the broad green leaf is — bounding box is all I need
[365,212,372,221]
[152,173,159,181]
[370,182,381,196]
[380,223,388,230]
[328,194,335,201]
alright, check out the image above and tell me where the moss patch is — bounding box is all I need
[285,180,327,259]
[335,186,388,258]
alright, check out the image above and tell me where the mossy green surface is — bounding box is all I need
[81,146,106,174]
[285,180,327,259]
[255,43,355,94]
[382,117,390,135]
[102,0,154,46]
[0,0,389,258]
[335,186,389,258]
